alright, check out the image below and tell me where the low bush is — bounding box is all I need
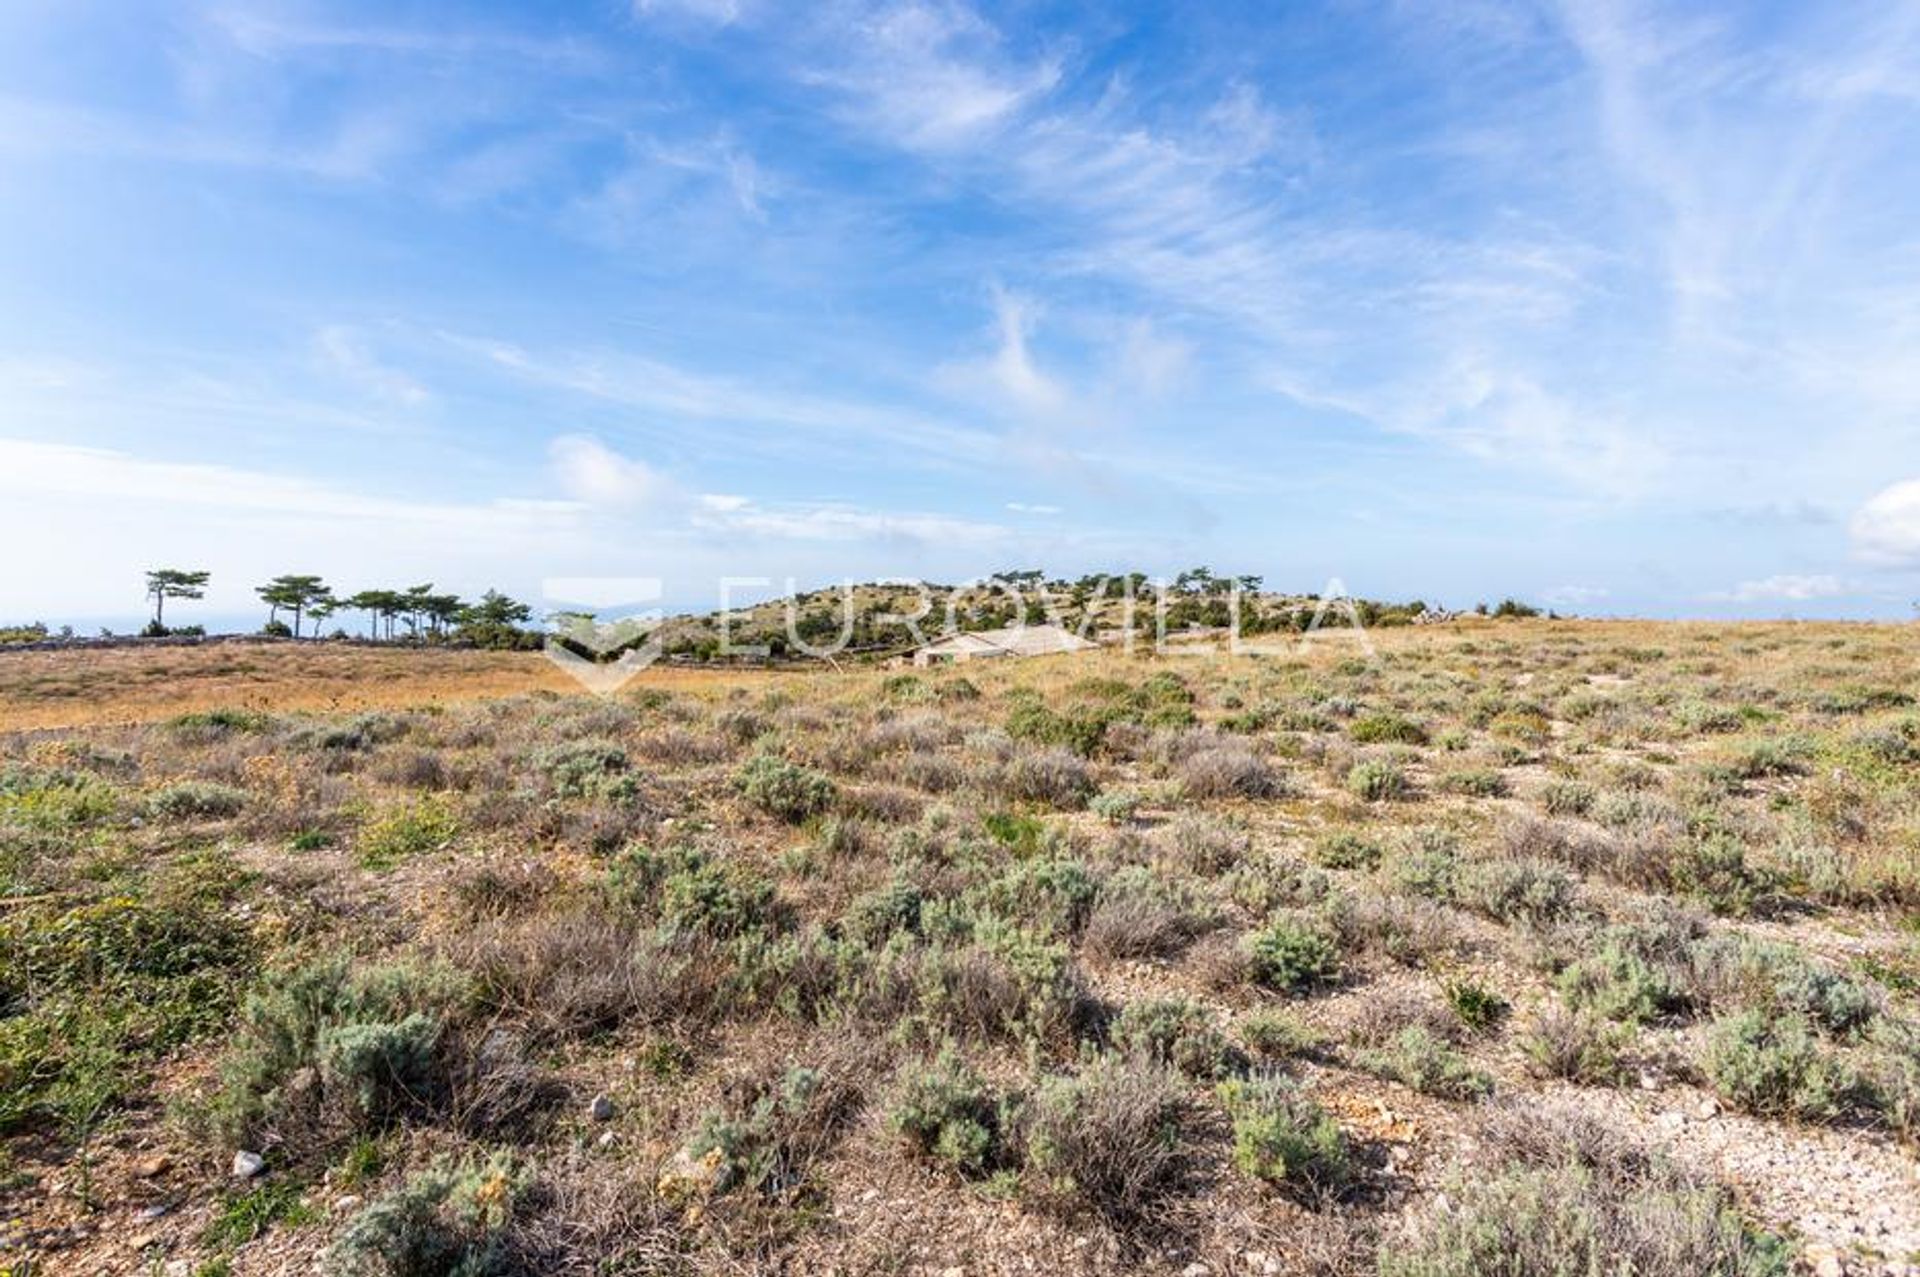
[1176,744,1289,800]
[1378,1105,1790,1276]
[916,920,1093,1046]
[533,740,638,802]
[1520,1004,1623,1083]
[1702,1010,1853,1119]
[1351,713,1428,746]
[146,781,248,820]
[1111,997,1237,1079]
[735,755,836,823]
[1237,1009,1322,1060]
[1540,778,1596,817]
[1217,1072,1349,1193]
[888,1047,1008,1176]
[690,1063,862,1197]
[1348,757,1410,802]
[357,797,461,870]
[1311,831,1382,871]
[1355,1025,1492,1100]
[1442,979,1509,1033]
[1025,1053,1187,1226]
[968,856,1098,937]
[1082,867,1215,960]
[1458,857,1579,926]
[1244,914,1341,993]
[326,1153,527,1277]
[212,959,473,1162]
[1000,747,1096,809]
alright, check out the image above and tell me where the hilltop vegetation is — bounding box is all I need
[0,621,1915,1274]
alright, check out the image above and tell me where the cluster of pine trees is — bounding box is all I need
[140,569,539,648]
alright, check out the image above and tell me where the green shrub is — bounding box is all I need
[1865,1020,1919,1142]
[213,959,464,1158]
[1541,778,1596,816]
[968,856,1098,937]
[317,1014,443,1128]
[689,1064,857,1196]
[888,1048,1005,1176]
[1702,1011,1852,1119]
[533,740,638,802]
[146,781,248,820]
[1237,1009,1321,1060]
[1559,943,1688,1024]
[1458,857,1578,926]
[1311,831,1382,871]
[1089,789,1142,824]
[982,809,1050,855]
[843,876,927,945]
[1383,841,1461,902]
[326,1154,526,1277]
[1244,915,1341,993]
[1672,834,1774,916]
[1443,979,1509,1033]
[1217,1072,1348,1192]
[1111,998,1236,1079]
[357,798,460,870]
[735,755,836,823]
[1437,768,1507,797]
[660,856,777,938]
[1355,1026,1492,1100]
[1348,758,1410,802]
[1005,700,1110,758]
[1378,1116,1790,1277]
[1351,713,1428,745]
[916,919,1090,1046]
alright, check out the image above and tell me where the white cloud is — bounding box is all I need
[1710,574,1850,602]
[1544,584,1609,608]
[808,3,1061,151]
[314,326,430,405]
[1115,319,1191,397]
[1006,502,1062,515]
[936,286,1066,416]
[1851,479,1920,566]
[548,435,680,509]
[632,0,750,25]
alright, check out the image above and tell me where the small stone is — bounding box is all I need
[1181,1265,1211,1277]
[135,1156,171,1179]
[1656,1111,1685,1131]
[1695,1098,1719,1119]
[231,1150,266,1180]
[333,1195,362,1214]
[597,1130,617,1149]
[135,1204,169,1222]
[588,1093,617,1122]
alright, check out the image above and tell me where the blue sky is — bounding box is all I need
[2,0,1919,627]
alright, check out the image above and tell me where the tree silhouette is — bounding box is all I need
[144,568,209,630]
[256,575,333,639]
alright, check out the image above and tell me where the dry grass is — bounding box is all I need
[2,619,1917,1275]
